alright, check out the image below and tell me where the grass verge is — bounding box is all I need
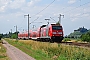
[4,38,90,60]
[0,41,9,60]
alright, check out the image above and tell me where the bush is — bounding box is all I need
[81,31,90,42]
[0,34,2,40]
[63,38,71,42]
[11,34,18,39]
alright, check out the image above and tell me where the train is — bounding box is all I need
[18,24,64,42]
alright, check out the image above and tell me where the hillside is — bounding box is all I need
[66,27,89,38]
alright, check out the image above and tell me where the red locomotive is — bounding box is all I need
[18,24,64,42]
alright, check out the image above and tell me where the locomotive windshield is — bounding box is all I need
[52,26,62,30]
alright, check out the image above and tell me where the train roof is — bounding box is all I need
[51,24,61,25]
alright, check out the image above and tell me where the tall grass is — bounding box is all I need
[5,38,90,60]
[0,43,9,60]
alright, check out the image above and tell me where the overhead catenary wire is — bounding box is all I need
[50,17,57,22]
[29,0,82,24]
[64,11,90,22]
[30,17,39,23]
[65,1,90,20]
[61,0,81,12]
[30,0,56,23]
[18,0,56,31]
[30,0,56,24]
[63,1,90,14]
[32,0,56,17]
[20,0,90,31]
[61,0,90,22]
[70,11,90,18]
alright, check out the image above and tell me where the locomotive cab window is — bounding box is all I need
[52,26,62,30]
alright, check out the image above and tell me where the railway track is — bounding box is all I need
[34,39,90,48]
[60,42,90,48]
[13,39,90,48]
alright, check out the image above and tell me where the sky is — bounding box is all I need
[0,0,90,35]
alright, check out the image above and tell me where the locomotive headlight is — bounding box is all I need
[58,32,62,34]
[52,32,56,34]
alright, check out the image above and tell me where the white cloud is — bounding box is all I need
[0,6,6,12]
[68,0,76,4]
[56,0,60,1]
[15,12,24,17]
[36,14,43,17]
[0,0,11,12]
[9,0,25,9]
[53,13,59,17]
[0,0,10,6]
[27,0,34,6]
[27,0,41,6]
[82,13,90,17]
[7,20,10,21]
[71,18,78,22]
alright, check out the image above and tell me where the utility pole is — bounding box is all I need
[45,19,50,36]
[24,14,31,39]
[59,14,64,25]
[14,25,18,40]
[23,29,24,33]
[33,25,36,29]
[10,29,12,35]
[45,19,50,25]
[11,29,12,39]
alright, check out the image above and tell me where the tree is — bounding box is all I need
[81,31,90,42]
[0,34,3,40]
[56,21,60,25]
[11,31,19,39]
[11,34,17,39]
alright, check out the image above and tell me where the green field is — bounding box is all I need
[0,41,9,60]
[5,38,90,60]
